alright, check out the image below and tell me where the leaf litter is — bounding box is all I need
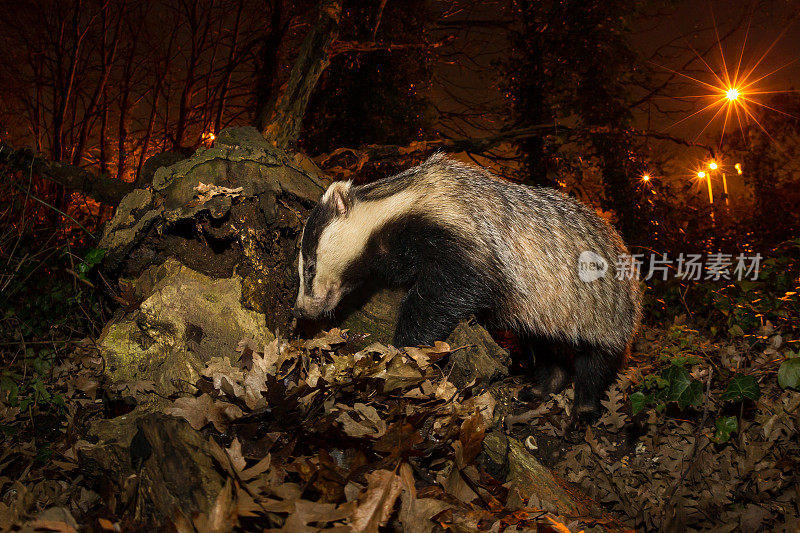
[0,325,798,531]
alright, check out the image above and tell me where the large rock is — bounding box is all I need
[98,258,274,398]
[446,321,510,388]
[101,127,325,270]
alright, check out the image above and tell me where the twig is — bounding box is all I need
[65,268,96,288]
[448,344,476,354]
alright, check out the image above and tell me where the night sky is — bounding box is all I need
[632,1,800,140]
[428,0,799,194]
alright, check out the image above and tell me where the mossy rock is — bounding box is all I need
[98,258,274,399]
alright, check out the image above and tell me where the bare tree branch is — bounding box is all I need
[331,39,448,56]
[631,129,713,153]
[315,124,714,178]
[0,142,135,206]
[314,124,559,175]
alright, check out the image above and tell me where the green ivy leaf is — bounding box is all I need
[778,357,800,390]
[630,391,646,415]
[737,281,758,293]
[83,247,106,267]
[662,365,704,409]
[728,324,745,337]
[676,379,703,409]
[721,374,761,402]
[714,415,738,443]
[75,248,106,280]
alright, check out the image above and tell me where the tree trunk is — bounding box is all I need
[259,0,342,149]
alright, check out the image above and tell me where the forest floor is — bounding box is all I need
[0,319,798,532]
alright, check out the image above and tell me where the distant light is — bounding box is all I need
[709,161,718,170]
[641,174,651,182]
[726,88,740,101]
[735,163,742,174]
[697,171,706,178]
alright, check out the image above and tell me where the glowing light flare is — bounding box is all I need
[709,161,718,170]
[735,163,742,174]
[653,12,800,150]
[697,171,706,179]
[641,174,651,182]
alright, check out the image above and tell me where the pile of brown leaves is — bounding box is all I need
[511,326,800,532]
[161,329,575,531]
[3,324,798,532]
[1,330,583,531]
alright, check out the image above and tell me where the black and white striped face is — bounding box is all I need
[294,177,424,319]
[294,181,354,319]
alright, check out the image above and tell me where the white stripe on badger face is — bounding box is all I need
[313,188,420,301]
[297,246,305,298]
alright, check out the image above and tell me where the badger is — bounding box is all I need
[294,153,642,424]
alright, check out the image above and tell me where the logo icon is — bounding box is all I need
[578,251,608,282]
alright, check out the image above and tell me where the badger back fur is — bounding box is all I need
[295,153,642,422]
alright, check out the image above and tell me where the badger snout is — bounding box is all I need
[294,292,330,320]
[293,295,321,319]
[294,280,346,319]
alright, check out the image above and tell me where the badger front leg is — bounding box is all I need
[393,270,473,348]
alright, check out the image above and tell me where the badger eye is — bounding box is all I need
[306,261,316,277]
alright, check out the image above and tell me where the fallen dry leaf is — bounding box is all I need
[165,394,243,432]
[350,469,403,533]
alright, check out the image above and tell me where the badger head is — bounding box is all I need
[294,181,356,319]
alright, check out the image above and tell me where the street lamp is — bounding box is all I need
[697,170,714,205]
[708,161,729,206]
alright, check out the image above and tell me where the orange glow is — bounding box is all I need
[709,161,718,170]
[725,88,740,101]
[697,171,706,178]
[642,174,651,182]
[735,163,742,174]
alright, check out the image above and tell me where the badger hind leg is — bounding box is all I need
[572,343,625,425]
[517,339,572,400]
[530,365,570,396]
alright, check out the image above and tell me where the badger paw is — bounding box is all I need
[565,407,601,442]
[523,366,570,401]
[517,386,547,402]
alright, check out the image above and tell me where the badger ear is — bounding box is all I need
[323,181,352,217]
